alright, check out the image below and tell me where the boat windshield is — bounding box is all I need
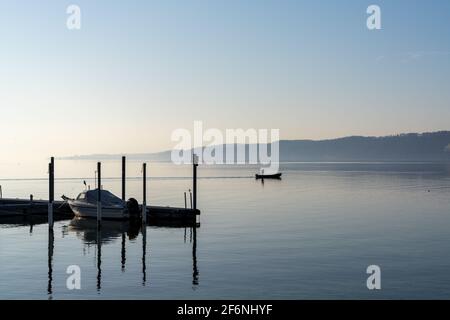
[83,189,124,206]
[77,192,86,200]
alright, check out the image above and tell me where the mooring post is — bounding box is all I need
[193,154,198,210]
[121,156,126,201]
[97,162,102,228]
[0,185,2,199]
[142,163,147,224]
[184,192,187,209]
[48,157,54,228]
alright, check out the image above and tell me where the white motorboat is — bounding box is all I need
[65,189,129,220]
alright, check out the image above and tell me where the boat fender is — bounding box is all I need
[126,198,140,218]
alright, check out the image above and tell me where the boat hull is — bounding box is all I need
[68,200,128,220]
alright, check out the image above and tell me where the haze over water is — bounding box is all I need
[1,161,450,299]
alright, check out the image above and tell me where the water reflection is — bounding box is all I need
[68,218,141,244]
[142,225,147,286]
[121,233,126,272]
[192,226,199,286]
[0,214,66,229]
[47,228,54,297]
[0,214,199,295]
[96,227,102,292]
[64,218,199,291]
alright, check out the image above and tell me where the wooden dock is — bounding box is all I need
[0,198,71,216]
[0,198,200,220]
[0,155,201,224]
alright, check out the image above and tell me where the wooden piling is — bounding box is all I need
[48,157,54,228]
[142,163,147,224]
[121,156,126,201]
[97,162,102,227]
[184,192,187,209]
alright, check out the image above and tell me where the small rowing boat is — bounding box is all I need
[255,172,282,179]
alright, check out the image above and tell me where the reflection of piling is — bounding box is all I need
[48,157,54,228]
[192,224,199,286]
[97,162,102,228]
[193,154,198,210]
[47,228,54,295]
[121,156,126,201]
[142,226,147,286]
[96,228,102,292]
[142,163,147,224]
[121,233,126,272]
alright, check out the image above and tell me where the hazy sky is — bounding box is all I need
[1,0,450,161]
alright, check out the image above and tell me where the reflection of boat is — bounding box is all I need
[65,217,199,289]
[67,217,200,244]
[65,189,128,220]
[68,218,141,244]
[255,172,282,179]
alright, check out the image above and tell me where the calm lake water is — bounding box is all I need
[1,161,450,299]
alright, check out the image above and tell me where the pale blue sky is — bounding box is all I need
[1,0,450,160]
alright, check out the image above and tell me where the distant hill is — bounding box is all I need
[280,131,450,162]
[60,131,450,162]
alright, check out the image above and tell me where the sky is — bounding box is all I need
[1,0,450,162]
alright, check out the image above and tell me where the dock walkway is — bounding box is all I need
[0,198,200,220]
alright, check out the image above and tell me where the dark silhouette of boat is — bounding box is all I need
[255,172,282,179]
